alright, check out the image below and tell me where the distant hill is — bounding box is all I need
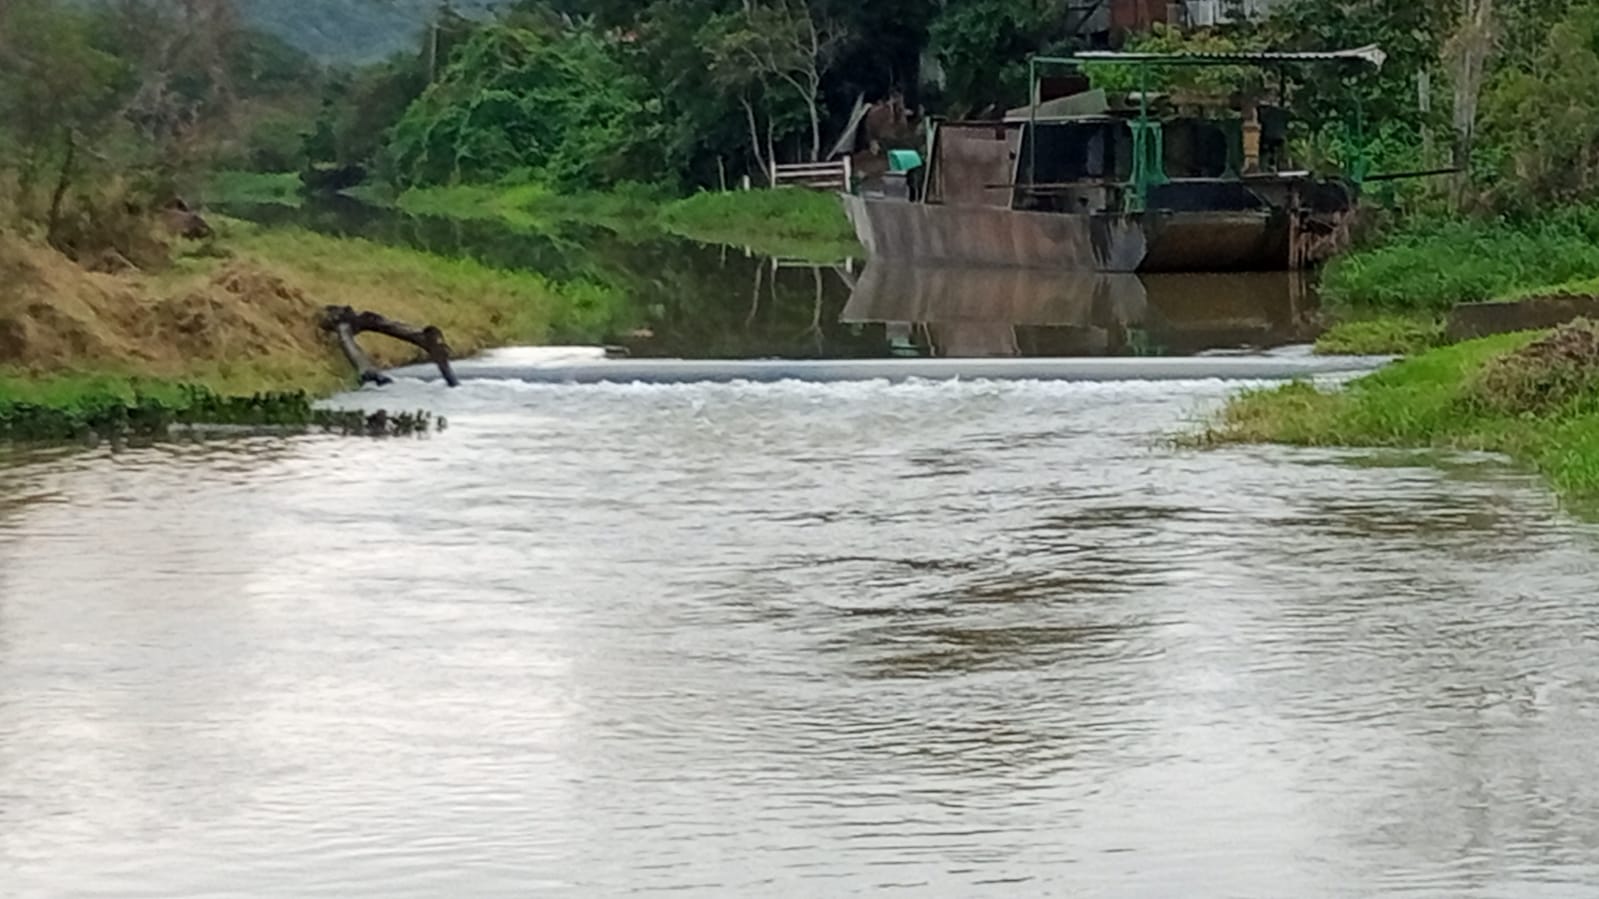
[233,0,499,64]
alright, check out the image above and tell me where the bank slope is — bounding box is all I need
[1199,325,1599,503]
[1,222,623,401]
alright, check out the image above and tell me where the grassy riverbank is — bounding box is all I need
[1200,323,1599,502]
[656,189,861,260]
[392,181,666,236]
[1307,206,1599,356]
[1312,314,1447,356]
[401,181,861,259]
[204,171,304,207]
[217,172,865,260]
[0,221,625,437]
[1322,209,1599,313]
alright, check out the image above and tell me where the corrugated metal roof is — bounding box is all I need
[1064,44,1386,68]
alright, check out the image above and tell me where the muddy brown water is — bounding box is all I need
[4,377,1599,896]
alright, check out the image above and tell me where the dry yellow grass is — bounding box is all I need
[0,221,608,394]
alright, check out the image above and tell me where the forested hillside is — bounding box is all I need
[148,0,497,62]
[234,0,444,62]
[14,0,1599,216]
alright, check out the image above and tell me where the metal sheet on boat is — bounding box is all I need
[1140,210,1287,271]
[842,196,1148,270]
[930,124,1020,207]
[844,196,1290,272]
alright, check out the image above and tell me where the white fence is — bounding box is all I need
[769,159,853,191]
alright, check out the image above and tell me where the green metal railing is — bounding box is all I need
[1023,48,1383,213]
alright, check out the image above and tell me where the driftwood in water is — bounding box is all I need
[318,305,460,388]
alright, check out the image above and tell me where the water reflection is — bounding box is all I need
[843,262,1319,357]
[227,199,1321,359]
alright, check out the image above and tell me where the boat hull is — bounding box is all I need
[842,195,1292,272]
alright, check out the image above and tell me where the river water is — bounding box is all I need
[225,198,1321,359]
[3,375,1599,897]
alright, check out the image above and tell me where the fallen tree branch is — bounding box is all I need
[318,305,460,388]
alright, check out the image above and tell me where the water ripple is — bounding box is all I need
[1,377,1598,897]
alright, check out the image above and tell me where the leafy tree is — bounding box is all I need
[635,0,758,185]
[1264,0,1450,137]
[0,0,133,236]
[1085,25,1270,98]
[1480,0,1599,207]
[703,0,846,163]
[324,52,429,168]
[701,9,808,177]
[383,22,664,189]
[926,0,1057,115]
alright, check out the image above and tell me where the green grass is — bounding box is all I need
[393,180,863,260]
[658,188,862,261]
[204,171,303,207]
[1316,207,1599,355]
[2,219,612,441]
[1314,314,1446,356]
[1323,206,1599,313]
[223,219,634,358]
[394,181,667,237]
[1498,273,1599,301]
[1197,329,1599,502]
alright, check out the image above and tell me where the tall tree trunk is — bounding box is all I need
[775,71,823,162]
[766,114,777,182]
[741,96,769,184]
[1448,0,1494,209]
[805,93,822,162]
[803,10,823,161]
[46,130,77,251]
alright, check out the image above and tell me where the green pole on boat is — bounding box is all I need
[1136,61,1149,212]
[1126,59,1171,213]
[1028,56,1038,199]
[1352,90,1370,186]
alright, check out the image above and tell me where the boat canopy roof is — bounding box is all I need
[1053,45,1386,69]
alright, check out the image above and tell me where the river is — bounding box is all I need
[3,374,1598,897]
[226,198,1320,359]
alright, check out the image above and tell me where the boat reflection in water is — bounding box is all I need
[840,261,1319,358]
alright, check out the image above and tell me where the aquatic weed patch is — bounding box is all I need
[0,376,440,443]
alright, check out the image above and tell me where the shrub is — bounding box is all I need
[1466,319,1599,415]
[383,24,663,191]
[244,115,307,172]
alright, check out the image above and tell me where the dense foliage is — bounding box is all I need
[13,0,1599,227]
[383,24,660,189]
[0,0,323,257]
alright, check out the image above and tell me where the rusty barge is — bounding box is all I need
[845,46,1386,273]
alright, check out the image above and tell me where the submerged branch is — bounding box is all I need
[318,305,460,388]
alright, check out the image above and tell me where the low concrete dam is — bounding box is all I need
[388,350,1393,385]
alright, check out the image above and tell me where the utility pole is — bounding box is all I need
[427,1,449,83]
[428,13,439,82]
